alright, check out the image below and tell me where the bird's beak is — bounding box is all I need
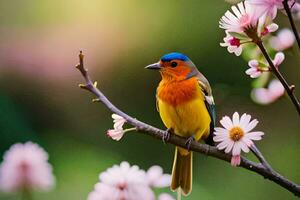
[145,62,161,70]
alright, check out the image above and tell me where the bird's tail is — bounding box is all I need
[171,147,192,196]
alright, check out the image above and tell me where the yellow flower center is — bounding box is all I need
[229,127,244,141]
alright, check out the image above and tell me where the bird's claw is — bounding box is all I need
[162,128,172,144]
[185,136,195,151]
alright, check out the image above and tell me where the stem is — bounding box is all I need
[124,127,137,133]
[283,0,300,50]
[76,51,300,197]
[250,145,272,171]
[256,40,300,115]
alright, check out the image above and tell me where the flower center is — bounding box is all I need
[117,183,127,190]
[229,37,240,47]
[261,27,269,36]
[229,127,245,141]
[239,14,251,28]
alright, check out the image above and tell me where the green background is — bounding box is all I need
[0,0,299,199]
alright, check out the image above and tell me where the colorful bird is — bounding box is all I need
[145,52,215,196]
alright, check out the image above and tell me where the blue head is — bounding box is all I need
[160,52,190,62]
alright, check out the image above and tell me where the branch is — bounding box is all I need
[283,0,300,50]
[255,41,300,115]
[75,51,300,197]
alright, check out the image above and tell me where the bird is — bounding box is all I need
[145,52,215,196]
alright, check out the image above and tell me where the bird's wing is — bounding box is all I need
[192,68,216,144]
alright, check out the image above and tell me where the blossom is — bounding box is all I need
[220,33,243,56]
[251,79,285,104]
[87,162,172,200]
[0,142,55,192]
[260,23,278,36]
[107,114,126,141]
[219,2,258,33]
[112,114,126,130]
[246,0,284,19]
[213,112,264,166]
[146,165,171,188]
[245,52,284,78]
[219,1,278,56]
[269,28,295,50]
[246,60,263,78]
[272,52,285,67]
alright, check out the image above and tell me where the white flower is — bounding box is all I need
[107,114,127,141]
[214,112,264,166]
[146,165,171,188]
[88,162,172,200]
[246,60,263,78]
[112,114,126,130]
[220,33,243,56]
[0,142,55,192]
[251,79,285,104]
[246,0,284,19]
[158,193,175,200]
[219,2,258,33]
[269,28,295,51]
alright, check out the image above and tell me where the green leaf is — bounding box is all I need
[228,32,249,40]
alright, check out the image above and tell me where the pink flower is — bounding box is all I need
[246,60,263,78]
[219,2,258,33]
[214,112,264,167]
[272,52,285,67]
[252,79,285,104]
[269,28,295,50]
[88,162,172,200]
[0,142,55,192]
[260,23,278,36]
[146,165,171,188]
[245,52,284,78]
[231,155,241,167]
[112,114,126,130]
[246,0,284,19]
[107,114,135,141]
[107,129,125,141]
[220,33,243,56]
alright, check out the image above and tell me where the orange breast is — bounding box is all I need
[157,78,199,106]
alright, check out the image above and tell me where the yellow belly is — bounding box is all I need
[158,95,211,142]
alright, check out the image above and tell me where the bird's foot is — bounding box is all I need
[162,128,173,144]
[185,136,195,151]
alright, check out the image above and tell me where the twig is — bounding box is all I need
[256,40,300,115]
[250,145,272,171]
[75,51,300,197]
[283,0,300,49]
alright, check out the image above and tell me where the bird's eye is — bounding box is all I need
[170,61,177,68]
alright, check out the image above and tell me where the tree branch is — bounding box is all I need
[255,40,300,115]
[75,51,300,197]
[283,0,300,50]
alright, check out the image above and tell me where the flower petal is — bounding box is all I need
[246,131,264,140]
[231,155,241,167]
[220,116,233,130]
[225,140,234,153]
[244,119,258,132]
[232,143,241,156]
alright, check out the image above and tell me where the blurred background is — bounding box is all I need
[0,0,299,199]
